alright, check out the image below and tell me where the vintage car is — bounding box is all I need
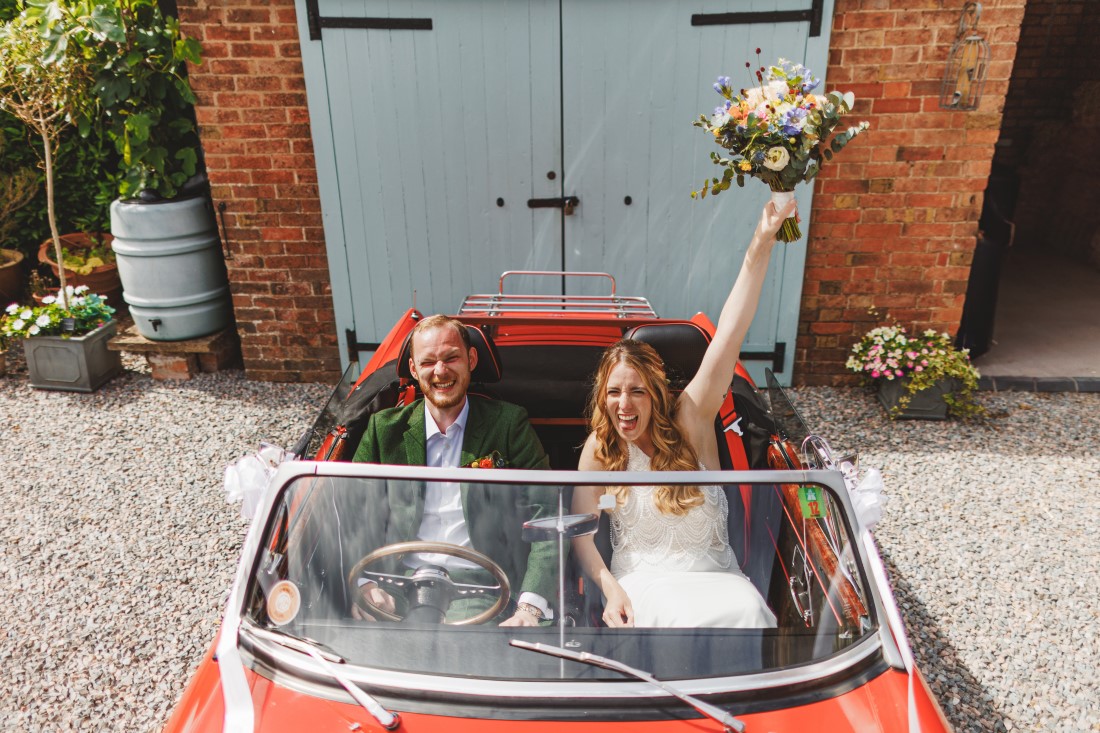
[166,273,951,732]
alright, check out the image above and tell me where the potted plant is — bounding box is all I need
[32,0,232,342]
[2,284,121,392]
[0,12,95,314]
[35,229,122,308]
[846,322,983,420]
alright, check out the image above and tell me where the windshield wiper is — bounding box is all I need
[248,626,400,730]
[509,640,746,733]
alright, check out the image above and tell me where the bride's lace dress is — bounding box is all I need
[608,444,777,628]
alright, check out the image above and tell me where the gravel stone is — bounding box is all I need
[1,355,1097,731]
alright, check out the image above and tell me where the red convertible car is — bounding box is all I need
[166,272,951,732]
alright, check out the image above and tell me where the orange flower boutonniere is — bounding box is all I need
[468,451,507,468]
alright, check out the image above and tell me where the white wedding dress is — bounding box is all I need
[609,444,777,628]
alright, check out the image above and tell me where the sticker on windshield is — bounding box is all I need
[797,486,827,520]
[267,580,301,626]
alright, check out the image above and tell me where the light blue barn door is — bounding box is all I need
[297,0,834,383]
[560,0,835,384]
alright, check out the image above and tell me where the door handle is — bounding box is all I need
[527,195,579,215]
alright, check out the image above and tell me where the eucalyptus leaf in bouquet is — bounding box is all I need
[692,57,870,242]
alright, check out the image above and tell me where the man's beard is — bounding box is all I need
[419,373,469,409]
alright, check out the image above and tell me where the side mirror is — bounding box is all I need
[522,513,599,542]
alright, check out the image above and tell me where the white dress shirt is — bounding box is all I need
[413,399,552,619]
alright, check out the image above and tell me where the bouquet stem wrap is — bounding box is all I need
[769,189,800,242]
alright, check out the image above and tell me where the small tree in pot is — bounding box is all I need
[0,14,95,309]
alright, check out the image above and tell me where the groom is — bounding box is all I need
[352,314,555,626]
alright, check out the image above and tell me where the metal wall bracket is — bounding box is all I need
[741,341,787,373]
[305,0,432,41]
[345,328,381,362]
[691,0,823,37]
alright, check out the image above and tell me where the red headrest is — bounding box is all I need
[624,322,712,389]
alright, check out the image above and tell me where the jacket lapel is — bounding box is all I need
[389,402,427,541]
[403,401,428,466]
[459,396,485,467]
[459,397,486,518]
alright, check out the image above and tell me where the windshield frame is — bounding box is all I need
[223,461,905,701]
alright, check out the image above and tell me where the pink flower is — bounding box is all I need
[871,370,880,378]
[894,369,903,377]
[915,365,923,372]
[921,359,929,366]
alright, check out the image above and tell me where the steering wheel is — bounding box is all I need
[347,541,511,625]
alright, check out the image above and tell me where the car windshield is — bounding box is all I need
[242,471,875,682]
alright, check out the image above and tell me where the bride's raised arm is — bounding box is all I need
[679,199,796,434]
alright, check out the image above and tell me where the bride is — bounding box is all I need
[572,200,794,628]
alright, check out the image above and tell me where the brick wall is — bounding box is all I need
[795,0,1027,386]
[176,0,340,382]
[994,0,1099,266]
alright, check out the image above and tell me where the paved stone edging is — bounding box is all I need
[978,375,1100,393]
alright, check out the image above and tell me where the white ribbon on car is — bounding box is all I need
[224,443,291,520]
[840,460,888,532]
[217,615,255,733]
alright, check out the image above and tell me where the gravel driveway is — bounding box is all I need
[1,356,1097,732]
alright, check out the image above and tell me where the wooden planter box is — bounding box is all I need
[877,377,959,420]
[23,320,123,392]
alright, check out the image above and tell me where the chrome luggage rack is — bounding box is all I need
[459,271,657,318]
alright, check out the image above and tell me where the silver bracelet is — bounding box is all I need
[516,601,544,620]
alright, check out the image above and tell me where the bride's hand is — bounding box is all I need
[756,197,799,243]
[602,584,635,628]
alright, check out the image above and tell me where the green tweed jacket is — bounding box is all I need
[351,395,558,606]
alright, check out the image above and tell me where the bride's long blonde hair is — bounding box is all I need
[587,340,703,516]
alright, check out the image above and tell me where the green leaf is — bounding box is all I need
[823,148,833,161]
[175,147,197,176]
[842,91,855,110]
[126,112,153,143]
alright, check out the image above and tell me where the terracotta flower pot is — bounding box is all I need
[37,233,125,312]
[0,248,25,305]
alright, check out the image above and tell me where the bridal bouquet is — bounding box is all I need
[692,57,870,242]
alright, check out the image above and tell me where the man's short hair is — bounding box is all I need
[408,314,471,359]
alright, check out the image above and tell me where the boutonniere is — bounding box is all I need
[468,451,508,468]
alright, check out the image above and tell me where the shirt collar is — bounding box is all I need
[424,397,470,441]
